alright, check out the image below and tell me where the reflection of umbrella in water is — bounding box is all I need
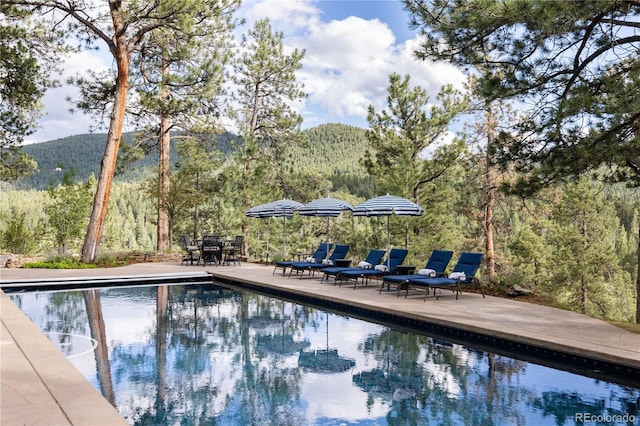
[254,302,310,356]
[298,197,353,255]
[352,368,423,400]
[246,198,303,262]
[256,334,310,355]
[298,313,355,374]
[353,194,423,270]
[352,328,423,400]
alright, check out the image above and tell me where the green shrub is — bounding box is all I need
[23,255,98,269]
[22,252,140,269]
[1,212,40,254]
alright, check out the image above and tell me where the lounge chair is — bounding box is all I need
[380,249,453,294]
[287,244,350,278]
[273,243,332,276]
[400,252,484,301]
[336,248,408,289]
[320,249,386,283]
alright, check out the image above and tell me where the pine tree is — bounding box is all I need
[404,0,640,322]
[231,18,306,256]
[46,171,95,254]
[0,4,66,179]
[365,73,468,254]
[122,2,238,251]
[545,179,634,320]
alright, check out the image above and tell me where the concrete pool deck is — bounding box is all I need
[1,261,639,425]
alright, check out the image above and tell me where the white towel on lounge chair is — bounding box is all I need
[358,261,372,268]
[448,272,466,281]
[418,268,436,277]
[374,264,388,272]
[322,259,333,265]
[305,257,316,263]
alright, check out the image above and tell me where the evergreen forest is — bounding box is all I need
[1,123,638,323]
[3,1,640,327]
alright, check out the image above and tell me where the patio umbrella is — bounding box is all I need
[298,197,354,255]
[246,198,303,261]
[352,194,423,270]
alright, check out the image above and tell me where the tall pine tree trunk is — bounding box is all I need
[634,121,640,323]
[81,24,129,262]
[157,115,171,251]
[157,57,171,251]
[636,226,640,323]
[484,106,496,281]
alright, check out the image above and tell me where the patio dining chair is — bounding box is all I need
[223,235,243,265]
[201,235,222,266]
[179,234,200,266]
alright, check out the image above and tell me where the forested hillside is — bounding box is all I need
[2,123,639,323]
[292,124,374,198]
[14,124,367,190]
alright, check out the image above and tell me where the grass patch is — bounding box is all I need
[23,254,137,269]
[23,256,98,269]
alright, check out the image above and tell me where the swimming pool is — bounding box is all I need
[9,284,640,425]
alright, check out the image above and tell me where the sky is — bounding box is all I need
[27,0,466,144]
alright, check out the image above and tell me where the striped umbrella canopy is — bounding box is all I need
[246,199,303,218]
[353,194,423,268]
[299,197,354,253]
[298,197,354,217]
[246,199,303,261]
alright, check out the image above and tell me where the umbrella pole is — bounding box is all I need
[283,217,287,260]
[326,217,331,254]
[266,217,270,265]
[387,215,391,269]
[326,313,329,350]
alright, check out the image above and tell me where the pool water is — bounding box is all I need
[9,284,640,425]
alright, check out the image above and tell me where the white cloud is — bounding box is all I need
[298,16,397,118]
[242,0,321,33]
[30,0,468,142]
[242,0,467,129]
[28,49,110,143]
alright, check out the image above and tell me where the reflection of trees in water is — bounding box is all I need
[45,291,87,350]
[229,292,307,426]
[356,329,535,424]
[109,286,313,424]
[34,283,634,425]
[109,285,241,424]
[532,387,640,426]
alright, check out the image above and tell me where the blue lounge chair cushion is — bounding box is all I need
[384,250,454,284]
[275,243,332,268]
[288,244,350,273]
[338,248,408,278]
[322,249,386,278]
[273,243,333,275]
[407,252,483,289]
